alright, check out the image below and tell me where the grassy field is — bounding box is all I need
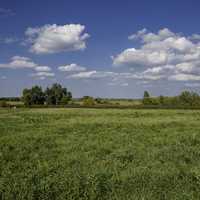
[1,108,200,199]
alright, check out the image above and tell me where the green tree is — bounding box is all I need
[60,96,71,105]
[179,91,193,106]
[95,97,103,104]
[143,91,150,98]
[190,92,200,106]
[178,91,200,106]
[142,91,152,105]
[45,83,72,105]
[30,86,45,105]
[22,86,45,106]
[159,95,164,105]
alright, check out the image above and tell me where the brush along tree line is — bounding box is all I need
[143,90,200,107]
[81,91,200,107]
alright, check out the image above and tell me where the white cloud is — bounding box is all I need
[35,66,51,72]
[30,71,55,80]
[189,34,200,40]
[175,62,196,73]
[67,70,122,79]
[68,71,117,79]
[128,28,175,43]
[169,74,200,81]
[136,80,150,85]
[0,56,52,71]
[113,48,168,67]
[0,56,37,69]
[67,67,165,82]
[108,82,128,86]
[58,63,86,72]
[0,56,54,80]
[113,28,200,81]
[121,82,128,86]
[128,28,147,40]
[68,71,96,79]
[25,24,90,54]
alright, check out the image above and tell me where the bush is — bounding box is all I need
[0,100,9,107]
[95,98,103,104]
[142,90,200,108]
[60,96,70,105]
[82,96,95,106]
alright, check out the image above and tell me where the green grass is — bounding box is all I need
[5,101,24,106]
[1,108,200,199]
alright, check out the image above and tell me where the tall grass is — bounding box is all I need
[1,108,200,199]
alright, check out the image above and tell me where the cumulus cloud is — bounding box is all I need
[25,24,90,54]
[68,71,117,79]
[30,71,55,80]
[58,63,86,72]
[0,56,52,71]
[113,48,168,67]
[189,34,200,41]
[128,28,176,43]
[128,28,148,40]
[35,66,51,72]
[113,28,200,81]
[108,82,128,86]
[169,74,200,81]
[0,56,54,79]
[0,56,37,69]
[67,69,141,84]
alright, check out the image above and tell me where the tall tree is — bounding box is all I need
[45,83,72,105]
[22,86,45,106]
[142,91,152,105]
[30,86,45,105]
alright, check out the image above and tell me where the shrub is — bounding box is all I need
[0,100,9,107]
[82,96,95,106]
[60,96,70,105]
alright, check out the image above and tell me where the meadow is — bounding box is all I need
[1,108,200,199]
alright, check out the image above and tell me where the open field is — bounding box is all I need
[2,98,142,107]
[1,108,200,199]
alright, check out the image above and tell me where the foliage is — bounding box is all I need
[82,96,95,106]
[60,96,71,105]
[22,86,45,106]
[142,90,200,107]
[95,97,103,104]
[45,83,72,105]
[0,100,9,107]
[1,108,200,199]
[142,91,152,105]
[22,83,72,106]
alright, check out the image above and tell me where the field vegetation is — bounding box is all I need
[1,108,200,199]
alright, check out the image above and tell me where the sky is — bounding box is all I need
[1,0,200,98]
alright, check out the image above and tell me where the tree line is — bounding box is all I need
[22,83,72,106]
[142,90,200,107]
[1,83,200,108]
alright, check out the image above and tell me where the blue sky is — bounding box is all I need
[1,0,200,98]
